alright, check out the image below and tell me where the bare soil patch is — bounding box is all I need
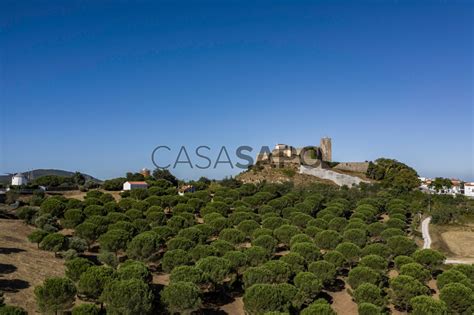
[0,219,66,314]
[219,296,244,315]
[152,273,170,286]
[327,286,357,315]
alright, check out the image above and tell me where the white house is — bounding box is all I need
[123,181,148,191]
[464,182,474,197]
[11,173,28,186]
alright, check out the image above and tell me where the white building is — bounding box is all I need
[123,181,148,191]
[464,182,474,197]
[11,173,28,186]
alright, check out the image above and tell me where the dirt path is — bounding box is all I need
[0,219,66,314]
[420,216,472,264]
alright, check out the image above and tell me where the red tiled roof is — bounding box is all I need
[126,181,148,185]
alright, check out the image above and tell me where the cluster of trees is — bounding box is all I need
[366,158,421,192]
[29,172,97,190]
[12,171,474,314]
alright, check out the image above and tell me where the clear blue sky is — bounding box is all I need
[1,1,472,181]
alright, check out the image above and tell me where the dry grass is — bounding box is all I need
[440,230,474,257]
[0,219,66,314]
[430,224,474,258]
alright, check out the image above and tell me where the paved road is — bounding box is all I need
[420,216,472,264]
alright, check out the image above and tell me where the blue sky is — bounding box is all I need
[1,1,472,181]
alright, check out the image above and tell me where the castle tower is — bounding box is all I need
[320,137,332,162]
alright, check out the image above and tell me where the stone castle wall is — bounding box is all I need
[333,162,369,173]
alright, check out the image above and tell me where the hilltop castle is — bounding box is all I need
[256,137,333,168]
[256,137,369,173]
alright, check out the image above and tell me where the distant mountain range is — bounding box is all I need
[0,169,101,184]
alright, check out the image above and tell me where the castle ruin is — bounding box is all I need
[256,137,369,173]
[256,137,333,168]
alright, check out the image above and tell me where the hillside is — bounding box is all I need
[0,169,101,184]
[237,164,337,186]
